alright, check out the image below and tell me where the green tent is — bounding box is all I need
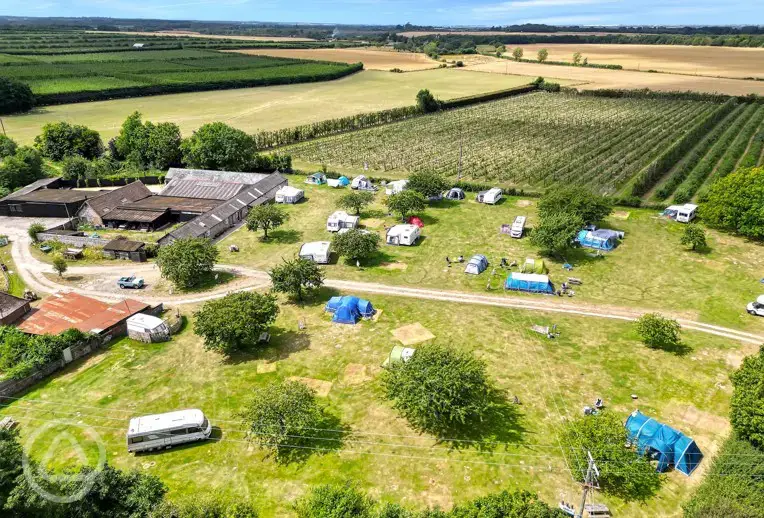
[382,345,416,367]
[521,258,547,274]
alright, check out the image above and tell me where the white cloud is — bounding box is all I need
[473,0,615,15]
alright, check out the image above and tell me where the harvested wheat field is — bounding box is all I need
[504,44,764,78]
[228,47,439,70]
[462,57,764,96]
[398,30,638,37]
[88,30,316,42]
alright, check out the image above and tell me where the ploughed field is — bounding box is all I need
[284,92,734,195]
[0,49,359,102]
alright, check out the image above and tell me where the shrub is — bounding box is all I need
[294,483,373,518]
[156,237,219,289]
[61,155,93,182]
[381,344,495,436]
[635,313,682,352]
[730,346,764,449]
[194,292,278,355]
[0,135,17,159]
[51,255,68,277]
[153,497,259,517]
[0,146,45,191]
[27,222,45,242]
[680,224,707,251]
[416,89,440,113]
[0,326,90,379]
[0,77,34,115]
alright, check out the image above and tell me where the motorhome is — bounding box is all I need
[510,216,526,238]
[476,188,503,205]
[299,241,332,264]
[386,224,420,246]
[326,211,360,232]
[127,409,211,453]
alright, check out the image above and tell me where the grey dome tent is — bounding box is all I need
[445,188,465,200]
[464,254,488,275]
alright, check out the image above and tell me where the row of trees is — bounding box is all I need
[0,136,45,197]
[0,326,90,379]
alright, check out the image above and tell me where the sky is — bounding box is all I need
[1,0,762,27]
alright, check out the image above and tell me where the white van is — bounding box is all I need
[127,409,211,453]
[676,204,697,223]
[510,216,526,238]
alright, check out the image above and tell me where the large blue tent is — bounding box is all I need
[576,229,622,251]
[504,273,555,294]
[624,410,703,476]
[325,296,375,324]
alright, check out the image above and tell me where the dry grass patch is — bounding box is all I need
[392,323,436,346]
[516,200,534,207]
[612,211,631,220]
[256,363,277,374]
[228,47,440,71]
[342,363,371,385]
[381,262,408,271]
[362,218,386,229]
[287,376,334,397]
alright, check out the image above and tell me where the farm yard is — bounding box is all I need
[229,47,442,71]
[0,294,742,517]
[284,93,748,196]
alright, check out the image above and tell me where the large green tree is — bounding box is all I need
[337,190,374,215]
[0,146,44,191]
[530,211,583,258]
[194,292,279,355]
[0,135,17,159]
[386,190,426,221]
[114,112,182,170]
[332,229,379,265]
[561,413,662,501]
[537,186,613,224]
[240,380,324,459]
[0,428,22,510]
[381,344,495,436]
[246,204,288,240]
[416,89,440,113]
[406,170,449,200]
[181,122,257,171]
[0,77,34,115]
[294,483,373,518]
[35,122,103,161]
[700,166,764,239]
[730,346,764,449]
[156,237,219,289]
[61,155,93,182]
[269,257,324,302]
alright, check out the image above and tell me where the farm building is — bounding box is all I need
[504,273,555,294]
[17,292,149,337]
[464,254,488,275]
[476,188,503,205]
[164,168,269,189]
[103,238,147,262]
[576,229,623,251]
[0,292,31,325]
[76,181,153,226]
[101,196,221,231]
[305,172,327,185]
[625,410,703,475]
[299,241,331,264]
[326,211,360,232]
[158,173,287,246]
[325,296,375,324]
[126,313,170,343]
[386,224,420,246]
[385,180,408,195]
[0,178,92,218]
[275,185,305,204]
[445,188,465,200]
[351,175,377,191]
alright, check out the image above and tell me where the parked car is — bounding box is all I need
[117,275,144,289]
[747,295,764,316]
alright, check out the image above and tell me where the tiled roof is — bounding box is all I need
[84,182,153,217]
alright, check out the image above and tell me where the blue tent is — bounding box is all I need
[624,410,703,476]
[504,273,555,294]
[338,176,350,186]
[576,229,621,251]
[325,295,375,324]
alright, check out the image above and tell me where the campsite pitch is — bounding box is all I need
[392,323,436,346]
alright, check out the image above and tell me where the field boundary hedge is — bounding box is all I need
[504,56,623,70]
[562,86,761,103]
[32,62,363,106]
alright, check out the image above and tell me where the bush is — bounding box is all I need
[153,497,259,517]
[381,344,495,436]
[416,89,440,113]
[0,146,45,191]
[61,155,93,182]
[193,292,279,355]
[450,489,561,517]
[635,313,682,352]
[52,255,68,277]
[0,326,90,379]
[0,135,17,159]
[27,222,45,242]
[34,121,103,160]
[0,77,34,115]
[730,346,764,449]
[680,224,707,251]
[156,237,219,289]
[294,483,373,518]
[700,166,764,239]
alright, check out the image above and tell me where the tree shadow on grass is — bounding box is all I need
[274,412,350,465]
[654,341,693,357]
[430,199,459,210]
[135,426,224,456]
[223,330,311,365]
[361,208,388,220]
[175,271,236,294]
[266,229,302,244]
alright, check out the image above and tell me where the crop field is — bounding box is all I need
[0,294,742,516]
[0,49,360,102]
[284,92,723,195]
[230,47,440,71]
[88,30,317,42]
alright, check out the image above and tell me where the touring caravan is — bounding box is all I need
[476,188,503,205]
[676,204,697,223]
[510,216,526,238]
[127,409,212,453]
[386,224,420,246]
[275,185,304,204]
[299,241,332,264]
[326,211,360,232]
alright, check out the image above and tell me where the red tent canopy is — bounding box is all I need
[408,216,424,228]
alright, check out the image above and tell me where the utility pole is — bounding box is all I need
[0,117,6,136]
[575,451,599,518]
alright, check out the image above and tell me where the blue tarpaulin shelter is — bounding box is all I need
[624,410,703,476]
[576,229,622,251]
[504,273,555,294]
[325,296,375,324]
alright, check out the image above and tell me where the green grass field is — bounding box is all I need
[0,243,25,297]
[4,69,554,145]
[218,183,764,332]
[0,295,739,517]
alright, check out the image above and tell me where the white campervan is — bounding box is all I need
[386,224,420,246]
[127,409,211,453]
[676,204,697,223]
[326,211,360,232]
[510,216,526,238]
[299,241,332,264]
[477,188,503,205]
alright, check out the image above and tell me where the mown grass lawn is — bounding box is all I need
[0,243,25,297]
[219,183,764,332]
[0,294,743,517]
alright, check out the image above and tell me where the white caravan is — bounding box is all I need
[326,211,360,232]
[127,409,211,453]
[676,204,697,223]
[477,188,503,205]
[299,241,332,264]
[386,224,420,246]
[385,180,408,195]
[510,216,526,238]
[275,185,304,204]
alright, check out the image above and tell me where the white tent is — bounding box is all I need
[127,314,170,343]
[385,180,408,195]
[299,241,331,263]
[326,211,360,232]
[386,224,420,246]
[351,175,377,191]
[275,185,304,204]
